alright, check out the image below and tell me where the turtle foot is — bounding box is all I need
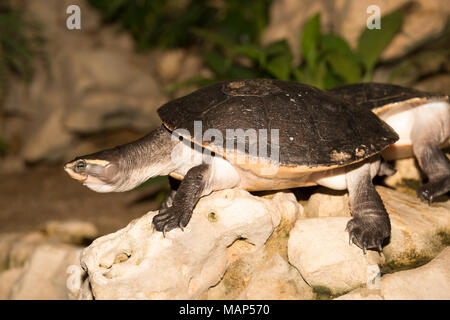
[417,176,450,205]
[346,215,390,254]
[152,206,191,235]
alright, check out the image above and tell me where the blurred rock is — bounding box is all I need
[22,108,74,163]
[0,268,24,300]
[42,220,98,245]
[10,244,81,300]
[303,188,350,218]
[8,232,48,269]
[414,74,450,95]
[0,220,98,271]
[336,247,450,300]
[384,158,422,197]
[263,0,450,61]
[0,233,22,270]
[287,217,384,296]
[74,189,303,300]
[5,0,173,162]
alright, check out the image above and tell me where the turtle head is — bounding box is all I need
[64,156,121,193]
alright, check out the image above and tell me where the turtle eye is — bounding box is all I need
[75,160,86,172]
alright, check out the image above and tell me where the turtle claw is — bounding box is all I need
[346,215,390,253]
[417,176,450,205]
[153,206,191,234]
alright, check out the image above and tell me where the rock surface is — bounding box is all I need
[303,188,350,218]
[73,189,305,300]
[9,244,81,300]
[336,246,450,300]
[288,186,450,295]
[288,217,384,296]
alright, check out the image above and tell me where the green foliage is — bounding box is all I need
[357,10,404,80]
[179,9,404,89]
[88,0,272,50]
[0,0,47,99]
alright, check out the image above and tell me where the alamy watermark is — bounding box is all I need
[66,5,81,30]
[367,5,381,29]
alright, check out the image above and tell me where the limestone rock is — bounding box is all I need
[288,217,384,296]
[0,268,24,300]
[337,247,450,300]
[21,108,74,163]
[384,158,422,197]
[240,254,314,300]
[42,220,98,245]
[75,189,302,300]
[303,188,350,218]
[380,247,450,300]
[0,233,22,270]
[288,186,450,295]
[10,244,81,300]
[378,186,450,270]
[8,232,49,269]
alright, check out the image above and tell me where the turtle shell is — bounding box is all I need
[329,83,449,114]
[158,79,399,169]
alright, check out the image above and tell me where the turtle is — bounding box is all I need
[64,79,399,253]
[329,82,450,203]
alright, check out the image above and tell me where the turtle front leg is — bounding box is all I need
[345,161,391,253]
[153,164,210,233]
[153,159,241,234]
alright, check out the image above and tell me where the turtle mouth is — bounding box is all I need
[64,163,88,182]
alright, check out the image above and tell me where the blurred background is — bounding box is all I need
[0,0,449,237]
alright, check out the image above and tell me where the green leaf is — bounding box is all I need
[227,63,261,79]
[191,28,235,49]
[203,52,231,76]
[357,10,404,77]
[264,39,291,57]
[320,34,356,59]
[324,52,361,83]
[0,137,8,156]
[232,44,265,65]
[301,13,321,68]
[266,53,292,80]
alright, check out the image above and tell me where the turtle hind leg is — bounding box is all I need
[153,164,210,233]
[345,161,391,253]
[414,145,450,204]
[411,105,450,204]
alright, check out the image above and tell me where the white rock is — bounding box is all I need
[76,189,302,300]
[303,188,350,218]
[288,217,383,295]
[380,247,450,300]
[288,186,450,295]
[241,254,314,300]
[42,220,98,245]
[0,268,24,300]
[21,108,74,163]
[337,247,450,300]
[379,186,450,267]
[10,244,81,300]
